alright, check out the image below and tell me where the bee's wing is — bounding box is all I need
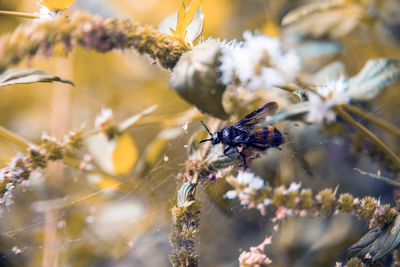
[233,102,279,131]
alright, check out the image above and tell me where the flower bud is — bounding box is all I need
[169,40,228,119]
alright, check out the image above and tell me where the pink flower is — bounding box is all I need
[239,236,273,267]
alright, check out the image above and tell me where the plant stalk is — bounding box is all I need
[0,10,39,19]
[343,104,400,136]
[0,125,112,178]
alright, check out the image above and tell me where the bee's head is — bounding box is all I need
[210,132,220,145]
[199,121,221,145]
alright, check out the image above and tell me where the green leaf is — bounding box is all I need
[158,5,204,43]
[347,58,400,101]
[348,215,400,262]
[176,0,187,39]
[312,61,346,85]
[177,182,197,208]
[0,69,74,87]
[182,0,203,33]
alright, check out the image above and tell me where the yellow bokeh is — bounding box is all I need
[112,131,139,175]
[40,0,76,11]
[145,138,169,165]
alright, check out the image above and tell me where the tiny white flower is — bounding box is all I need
[257,203,265,210]
[234,171,265,193]
[307,76,350,123]
[248,176,264,190]
[285,182,301,194]
[95,108,113,129]
[5,183,15,191]
[263,198,272,206]
[235,171,253,184]
[224,190,238,199]
[11,246,22,255]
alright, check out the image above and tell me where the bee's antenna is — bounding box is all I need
[200,121,212,136]
[199,138,212,144]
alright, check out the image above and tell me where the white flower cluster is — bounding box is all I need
[307,76,350,123]
[224,171,265,202]
[219,31,301,91]
[225,170,304,218]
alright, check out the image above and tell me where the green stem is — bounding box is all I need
[343,104,400,136]
[0,125,31,148]
[78,129,103,140]
[0,10,39,19]
[335,106,400,169]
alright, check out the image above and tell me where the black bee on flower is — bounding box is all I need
[199,102,283,168]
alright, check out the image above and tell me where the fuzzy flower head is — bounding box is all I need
[224,171,266,211]
[236,171,265,191]
[224,171,265,200]
[307,76,350,124]
[219,31,301,90]
[94,108,113,129]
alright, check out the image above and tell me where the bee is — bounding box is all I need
[199,102,283,168]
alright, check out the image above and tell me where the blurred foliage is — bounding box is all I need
[0,0,399,267]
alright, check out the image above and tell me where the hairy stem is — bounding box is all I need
[0,12,186,72]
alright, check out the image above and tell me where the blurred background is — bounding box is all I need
[0,0,400,266]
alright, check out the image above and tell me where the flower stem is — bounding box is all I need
[335,106,400,169]
[0,125,31,148]
[0,12,186,72]
[0,125,112,178]
[0,10,39,19]
[343,104,400,136]
[353,168,400,187]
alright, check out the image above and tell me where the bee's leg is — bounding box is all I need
[237,145,248,169]
[239,152,247,169]
[223,145,232,156]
